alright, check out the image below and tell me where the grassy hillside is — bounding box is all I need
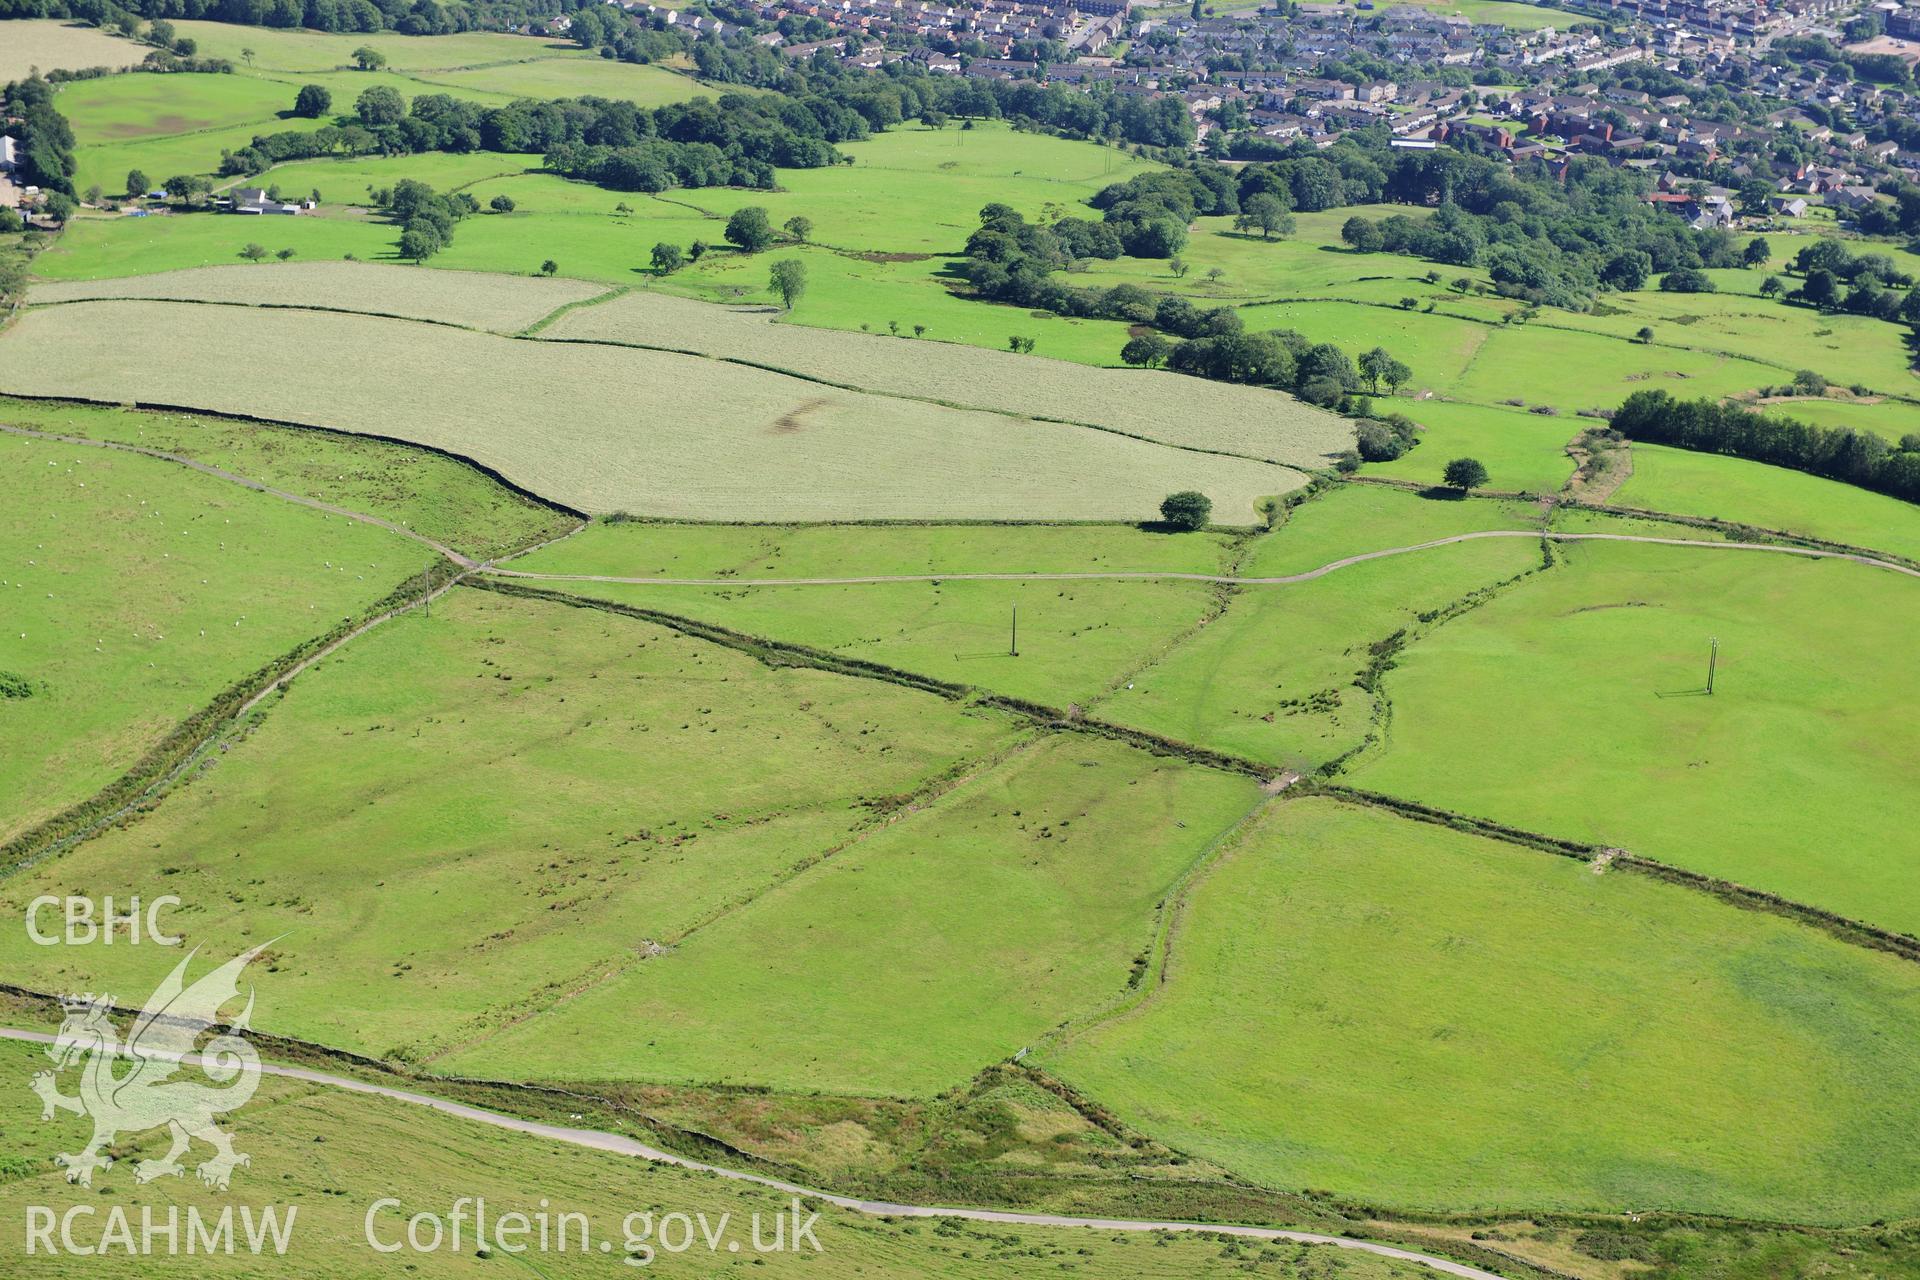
[1347,539,1920,934]
[1615,443,1920,560]
[0,429,431,844]
[0,587,1019,1065]
[0,1036,1429,1279]
[444,732,1263,1094]
[0,395,577,561]
[1045,797,1920,1222]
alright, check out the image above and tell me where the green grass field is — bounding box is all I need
[0,429,431,844]
[1747,395,1920,443]
[0,587,1022,1066]
[164,20,620,72]
[511,518,1236,579]
[1045,797,1920,1222]
[503,520,1237,708]
[1369,400,1581,494]
[59,69,297,145]
[1615,443,1920,561]
[0,298,1304,521]
[1093,487,1547,768]
[11,46,1920,1256]
[443,731,1263,1094]
[0,395,576,560]
[1346,539,1920,935]
[1545,290,1920,399]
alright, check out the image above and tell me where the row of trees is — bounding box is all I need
[372,178,474,261]
[1,76,77,197]
[646,208,809,275]
[1611,390,1920,504]
[217,87,868,194]
[3,0,605,36]
[1126,313,1411,412]
[959,206,1412,412]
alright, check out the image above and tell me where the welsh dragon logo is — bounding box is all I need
[30,944,271,1190]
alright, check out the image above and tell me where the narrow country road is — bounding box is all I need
[490,529,1920,587]
[0,1027,1509,1279]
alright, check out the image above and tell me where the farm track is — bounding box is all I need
[0,1025,1510,1280]
[489,529,1920,586]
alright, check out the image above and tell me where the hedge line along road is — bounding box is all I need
[0,1026,1512,1279]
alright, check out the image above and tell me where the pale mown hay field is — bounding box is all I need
[0,299,1305,520]
[31,262,609,334]
[0,20,142,80]
[548,285,1351,467]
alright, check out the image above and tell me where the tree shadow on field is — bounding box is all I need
[1413,486,1471,501]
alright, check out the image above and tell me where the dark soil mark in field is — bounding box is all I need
[842,250,932,263]
[768,397,832,434]
[102,113,204,138]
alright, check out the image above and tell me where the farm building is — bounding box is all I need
[229,188,304,215]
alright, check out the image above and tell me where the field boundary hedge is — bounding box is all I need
[474,577,1282,778]
[1350,475,1920,571]
[28,293,512,336]
[0,389,590,522]
[480,576,1920,969]
[1315,785,1920,966]
[0,561,461,875]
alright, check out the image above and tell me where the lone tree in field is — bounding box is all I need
[724,206,775,253]
[398,227,441,261]
[1235,192,1295,240]
[1159,491,1212,530]
[489,194,515,214]
[651,241,685,274]
[769,259,807,309]
[539,259,559,277]
[1121,333,1172,368]
[783,215,812,243]
[294,84,332,118]
[1443,457,1489,493]
[352,45,386,71]
[240,242,268,262]
[125,169,149,199]
[1358,347,1411,395]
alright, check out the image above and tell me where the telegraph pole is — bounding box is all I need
[422,569,432,620]
[1010,604,1019,658]
[1705,637,1717,695]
